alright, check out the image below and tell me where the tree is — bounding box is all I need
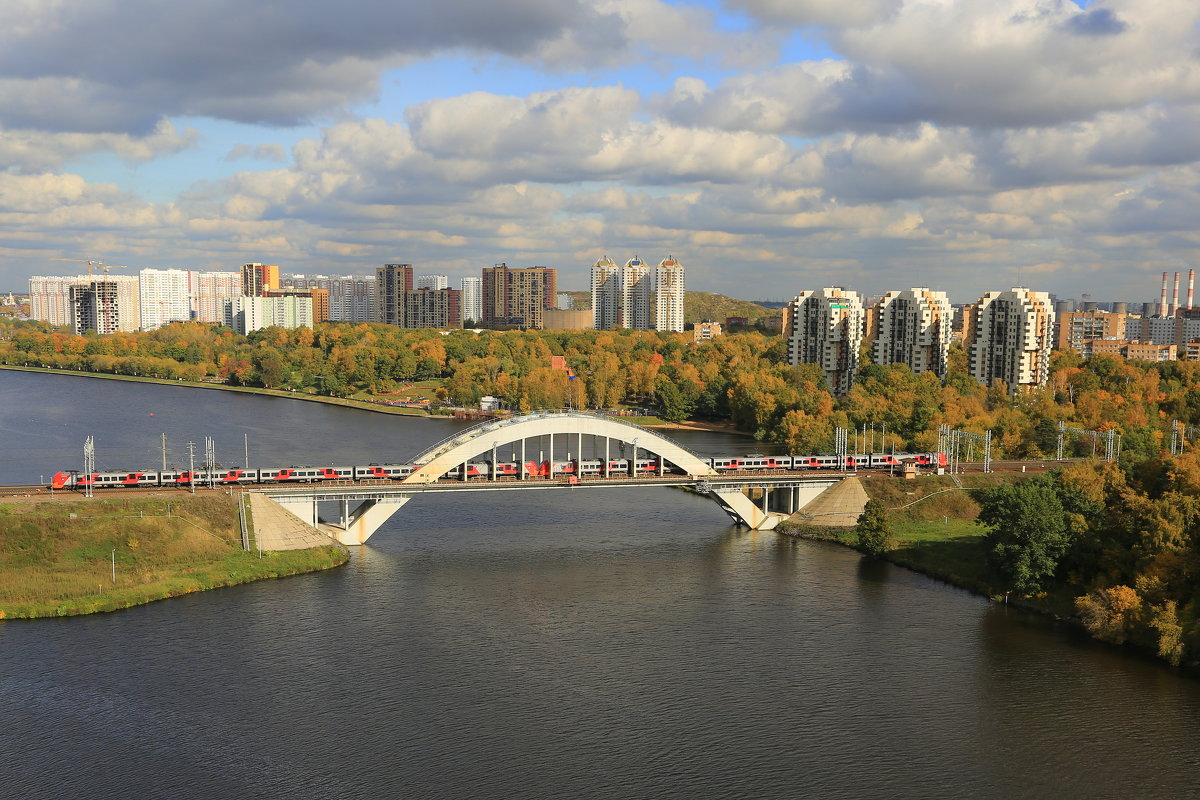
[977,478,1071,594]
[856,499,890,557]
[655,377,694,422]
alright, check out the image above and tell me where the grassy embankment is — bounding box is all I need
[0,493,347,618]
[781,473,1032,599]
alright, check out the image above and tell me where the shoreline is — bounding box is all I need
[0,492,349,619]
[0,364,753,433]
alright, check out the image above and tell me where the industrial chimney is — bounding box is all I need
[1160,272,1169,317]
[1172,271,1181,316]
[1189,269,1195,311]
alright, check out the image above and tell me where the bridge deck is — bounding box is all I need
[252,472,847,500]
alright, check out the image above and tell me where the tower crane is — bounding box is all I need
[50,258,128,277]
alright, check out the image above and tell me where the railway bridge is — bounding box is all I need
[251,411,846,545]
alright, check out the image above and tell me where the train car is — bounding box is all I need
[353,464,414,480]
[256,467,304,483]
[445,462,492,479]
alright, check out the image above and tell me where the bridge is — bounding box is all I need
[249,411,848,545]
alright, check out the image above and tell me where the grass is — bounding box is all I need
[779,474,1036,598]
[0,494,347,618]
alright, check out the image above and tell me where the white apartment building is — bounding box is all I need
[416,275,449,290]
[654,256,685,333]
[192,271,242,323]
[785,288,865,395]
[964,287,1055,394]
[224,295,313,335]
[460,277,482,325]
[872,287,953,378]
[282,274,375,322]
[591,256,621,331]
[620,256,652,330]
[29,276,88,326]
[139,268,194,330]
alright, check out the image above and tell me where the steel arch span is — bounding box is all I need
[401,411,717,485]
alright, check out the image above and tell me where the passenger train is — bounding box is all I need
[50,452,947,490]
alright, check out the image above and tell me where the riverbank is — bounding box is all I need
[779,473,1033,600]
[0,493,347,618]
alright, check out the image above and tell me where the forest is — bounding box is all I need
[3,317,1198,461]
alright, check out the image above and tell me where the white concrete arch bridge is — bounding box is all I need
[252,411,843,545]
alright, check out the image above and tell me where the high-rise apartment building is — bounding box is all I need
[241,263,280,297]
[872,287,953,378]
[416,275,449,290]
[29,276,88,326]
[267,288,329,323]
[192,271,242,323]
[69,277,141,335]
[620,256,652,330]
[139,268,193,330]
[654,256,685,333]
[964,287,1055,394]
[480,263,556,329]
[404,288,461,329]
[282,274,375,322]
[375,263,414,326]
[1056,310,1126,352]
[785,288,865,395]
[224,295,313,335]
[591,256,621,331]
[460,277,482,325]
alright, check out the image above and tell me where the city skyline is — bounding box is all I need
[1,1,1197,303]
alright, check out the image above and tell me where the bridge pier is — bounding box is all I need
[706,487,784,530]
[271,494,413,545]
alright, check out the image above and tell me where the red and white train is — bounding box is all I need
[51,452,946,489]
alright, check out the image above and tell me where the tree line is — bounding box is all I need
[4,318,1200,461]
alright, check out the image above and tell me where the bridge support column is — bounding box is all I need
[706,487,783,531]
[324,496,413,545]
[270,494,413,546]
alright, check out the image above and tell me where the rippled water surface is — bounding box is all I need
[2,371,1199,799]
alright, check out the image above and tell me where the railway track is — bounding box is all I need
[0,459,1064,498]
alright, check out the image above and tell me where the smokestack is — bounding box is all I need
[1189,269,1195,311]
[1172,271,1181,316]
[1161,272,1169,317]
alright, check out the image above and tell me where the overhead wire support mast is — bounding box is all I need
[1170,420,1200,456]
[83,436,95,499]
[939,425,992,474]
[1057,421,1121,462]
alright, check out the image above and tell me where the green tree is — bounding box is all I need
[655,377,694,422]
[977,478,1071,594]
[856,499,890,557]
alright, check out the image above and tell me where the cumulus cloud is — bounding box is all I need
[663,0,1200,134]
[4,1,1199,302]
[0,119,198,173]
[0,0,767,134]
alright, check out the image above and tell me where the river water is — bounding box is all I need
[1,370,1199,799]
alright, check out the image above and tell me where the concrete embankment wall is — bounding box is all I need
[248,494,338,551]
[792,476,870,527]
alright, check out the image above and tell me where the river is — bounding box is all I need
[1,370,1198,799]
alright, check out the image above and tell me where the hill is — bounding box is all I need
[558,290,776,324]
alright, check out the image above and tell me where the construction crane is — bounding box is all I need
[50,258,128,277]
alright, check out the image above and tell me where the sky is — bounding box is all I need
[1,0,1198,303]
